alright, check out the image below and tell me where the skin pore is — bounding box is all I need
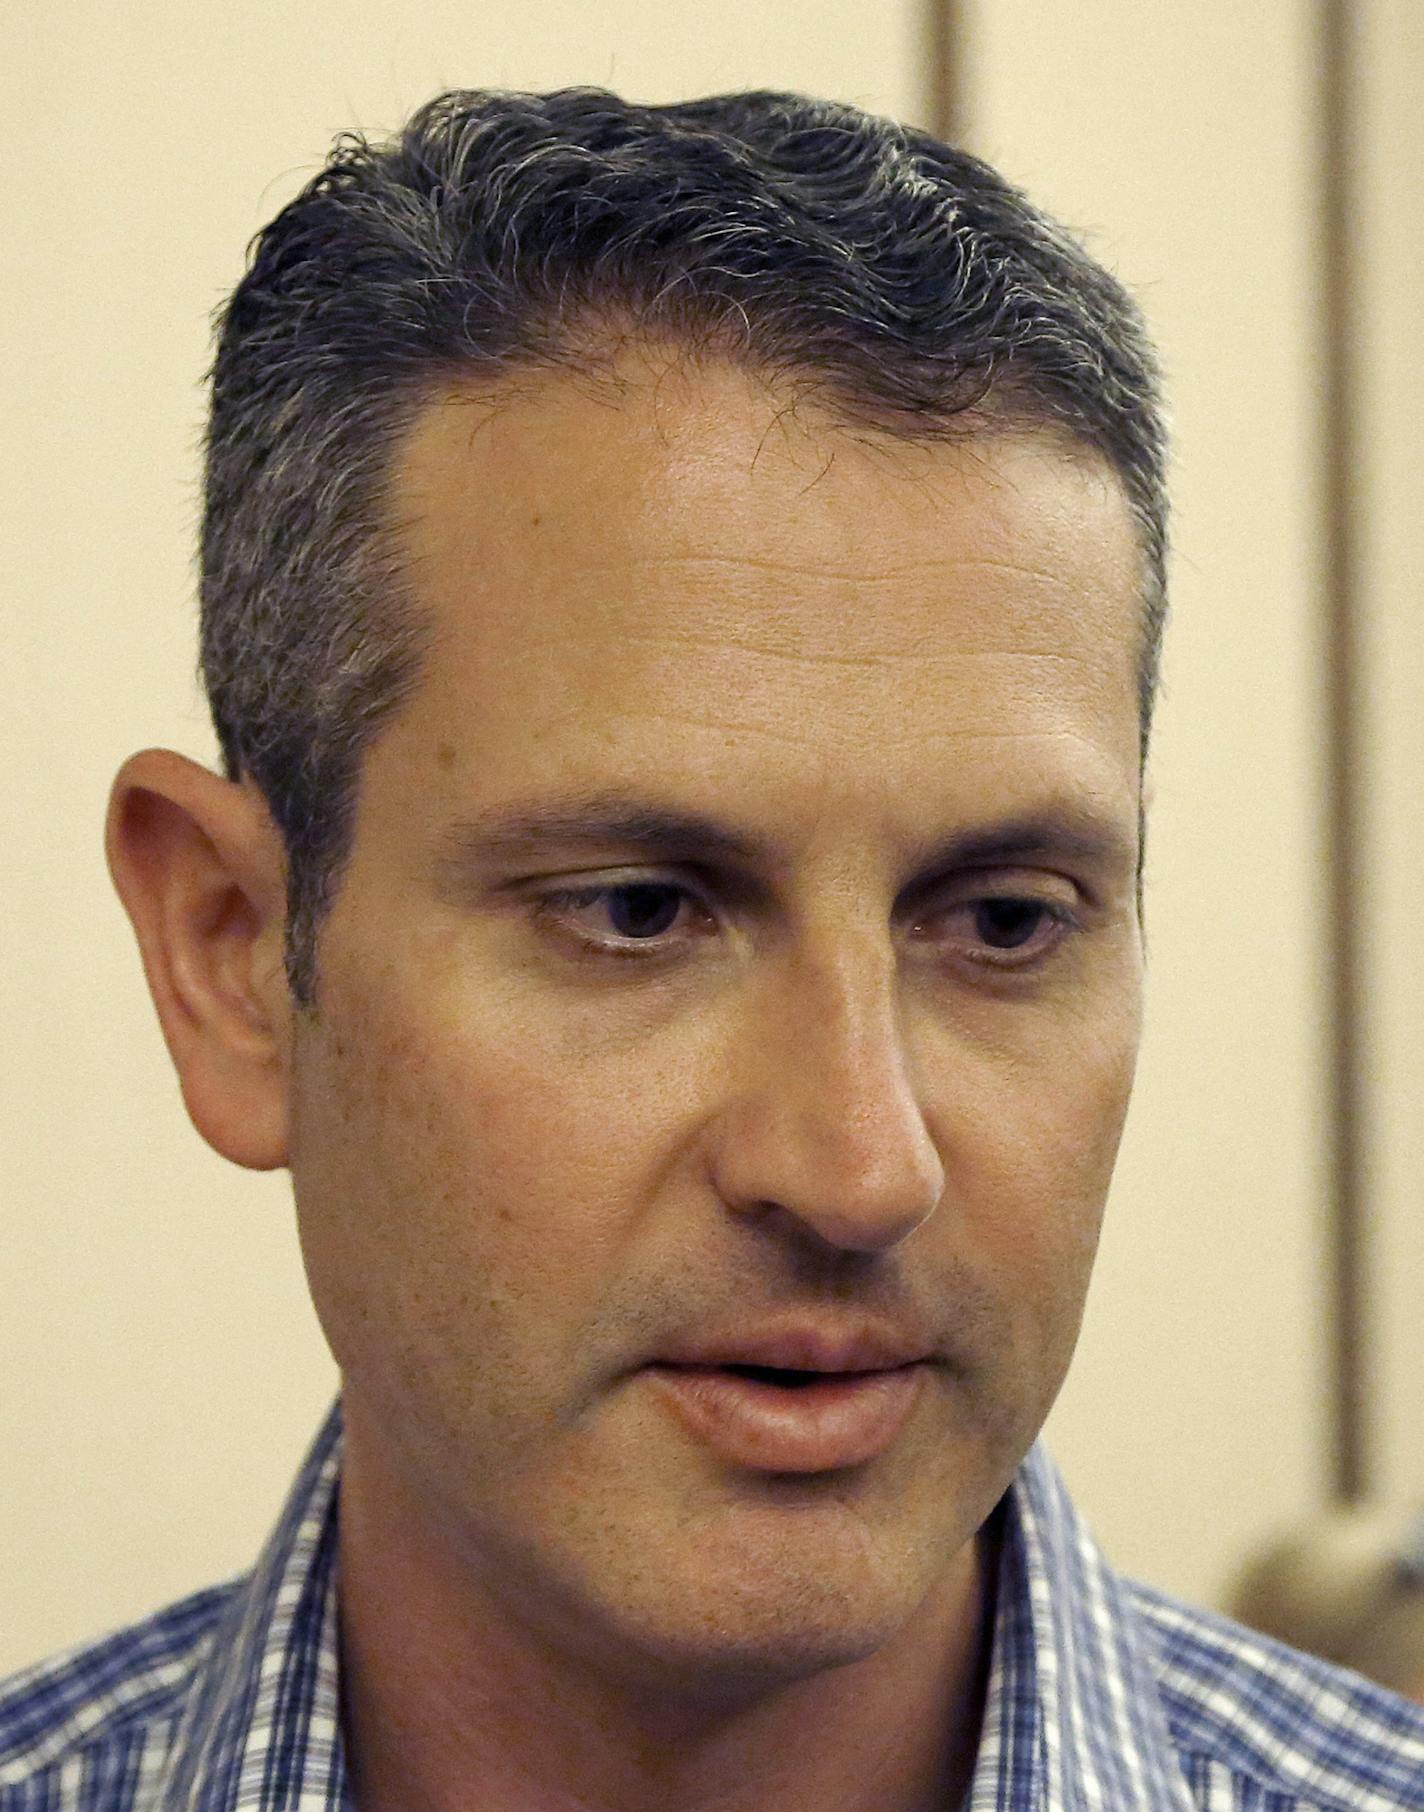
[110,350,1146,1812]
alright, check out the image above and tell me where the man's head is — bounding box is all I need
[198,87,1166,1005]
[109,88,1162,1708]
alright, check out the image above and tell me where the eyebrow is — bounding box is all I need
[432,792,1137,889]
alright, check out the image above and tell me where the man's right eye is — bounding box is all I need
[534,882,713,957]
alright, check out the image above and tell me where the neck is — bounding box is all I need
[337,1432,998,1812]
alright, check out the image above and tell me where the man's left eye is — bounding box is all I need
[930,896,1075,965]
[972,898,1056,949]
[595,883,689,940]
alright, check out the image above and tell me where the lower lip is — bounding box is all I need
[643,1363,926,1473]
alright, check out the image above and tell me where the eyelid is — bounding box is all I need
[529,866,715,907]
[899,864,1082,923]
[905,888,1083,965]
[532,875,718,958]
[933,860,1080,895]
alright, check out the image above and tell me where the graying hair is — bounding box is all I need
[201,87,1168,1005]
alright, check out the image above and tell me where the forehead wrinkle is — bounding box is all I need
[618,710,1117,749]
[479,614,1123,674]
[459,562,1138,673]
[544,631,1106,670]
[424,591,1127,678]
[568,551,1108,581]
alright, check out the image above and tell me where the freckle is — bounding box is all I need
[436,743,456,771]
[530,511,542,528]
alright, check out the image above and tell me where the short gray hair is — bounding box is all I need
[201,87,1168,1005]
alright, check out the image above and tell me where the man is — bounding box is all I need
[1,86,1419,1812]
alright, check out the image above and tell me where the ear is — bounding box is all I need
[106,750,293,1170]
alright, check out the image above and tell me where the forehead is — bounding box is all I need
[377,354,1143,853]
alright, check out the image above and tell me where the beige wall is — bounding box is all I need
[2,0,1415,1676]
[1357,0,1423,1509]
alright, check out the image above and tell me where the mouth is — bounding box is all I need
[721,1362,854,1387]
[642,1359,927,1473]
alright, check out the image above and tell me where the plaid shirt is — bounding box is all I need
[4,1404,1423,1810]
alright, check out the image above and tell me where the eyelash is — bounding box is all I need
[532,881,1080,970]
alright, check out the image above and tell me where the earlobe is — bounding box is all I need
[106,750,293,1171]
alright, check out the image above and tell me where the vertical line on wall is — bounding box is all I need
[925,0,964,143]
[1318,0,1368,1505]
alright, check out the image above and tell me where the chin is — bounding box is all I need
[555,1498,960,1702]
[600,1597,916,1705]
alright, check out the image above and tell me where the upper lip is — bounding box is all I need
[653,1322,931,1374]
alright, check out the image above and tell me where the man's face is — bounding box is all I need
[289,356,1145,1690]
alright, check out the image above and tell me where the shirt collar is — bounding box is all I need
[972,1441,1194,1812]
[161,1405,1191,1812]
[160,1402,348,1812]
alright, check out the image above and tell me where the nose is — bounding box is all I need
[707,939,945,1254]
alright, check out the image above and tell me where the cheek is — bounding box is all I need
[289,967,694,1375]
[947,1011,1138,1377]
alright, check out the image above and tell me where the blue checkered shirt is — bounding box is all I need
[4,1404,1423,1809]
